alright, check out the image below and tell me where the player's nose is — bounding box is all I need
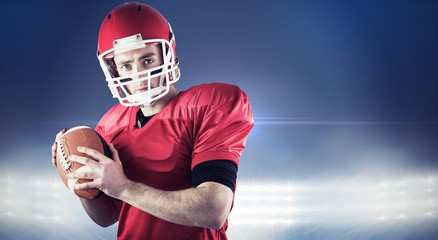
[133,65,149,79]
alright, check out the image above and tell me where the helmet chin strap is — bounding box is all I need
[138,101,153,108]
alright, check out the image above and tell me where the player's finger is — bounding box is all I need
[73,181,99,190]
[77,146,107,162]
[52,129,66,167]
[55,128,67,142]
[66,170,97,180]
[68,154,99,168]
[51,142,57,167]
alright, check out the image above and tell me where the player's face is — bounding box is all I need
[113,44,163,94]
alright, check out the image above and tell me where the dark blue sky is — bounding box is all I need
[1,1,437,125]
[0,1,437,239]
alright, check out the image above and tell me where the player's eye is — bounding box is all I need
[142,58,154,67]
[119,63,132,72]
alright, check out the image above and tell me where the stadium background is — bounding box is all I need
[1,1,437,239]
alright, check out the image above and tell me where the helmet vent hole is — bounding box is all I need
[107,14,111,19]
[137,5,141,11]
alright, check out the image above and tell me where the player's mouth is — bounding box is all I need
[135,85,158,93]
[135,87,149,93]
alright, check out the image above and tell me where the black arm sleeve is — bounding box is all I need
[192,160,238,192]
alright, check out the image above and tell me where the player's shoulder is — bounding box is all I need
[97,103,131,129]
[188,82,243,94]
[179,82,248,107]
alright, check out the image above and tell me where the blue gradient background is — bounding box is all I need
[1,1,437,239]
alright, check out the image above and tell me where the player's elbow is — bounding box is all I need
[205,216,227,230]
[196,182,233,230]
[203,196,232,230]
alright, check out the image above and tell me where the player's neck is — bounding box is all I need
[139,87,178,117]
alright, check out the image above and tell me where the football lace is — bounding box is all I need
[57,139,71,171]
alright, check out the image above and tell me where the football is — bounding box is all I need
[55,126,111,199]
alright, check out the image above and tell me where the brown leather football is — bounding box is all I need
[55,126,111,199]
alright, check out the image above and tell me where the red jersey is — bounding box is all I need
[96,82,254,240]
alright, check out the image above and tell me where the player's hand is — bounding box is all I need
[51,128,67,168]
[66,143,130,199]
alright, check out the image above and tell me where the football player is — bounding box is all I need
[51,2,253,239]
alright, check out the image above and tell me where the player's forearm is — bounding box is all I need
[118,180,233,230]
[80,193,122,227]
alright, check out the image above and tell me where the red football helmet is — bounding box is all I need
[97,2,180,106]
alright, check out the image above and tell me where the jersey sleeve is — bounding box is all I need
[191,84,254,169]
